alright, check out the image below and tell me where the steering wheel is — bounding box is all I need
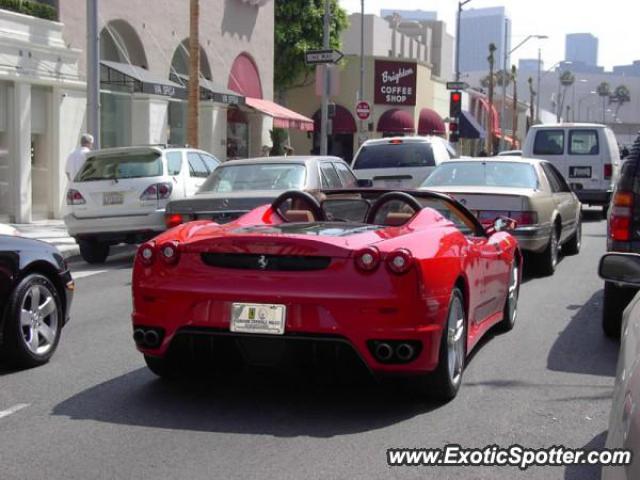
[365,191,423,224]
[271,190,325,222]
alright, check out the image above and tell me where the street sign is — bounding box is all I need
[446,81,469,91]
[305,49,344,65]
[355,101,371,120]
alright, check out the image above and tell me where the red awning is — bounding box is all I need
[312,105,357,134]
[245,97,314,131]
[418,108,446,136]
[228,53,263,99]
[377,108,415,133]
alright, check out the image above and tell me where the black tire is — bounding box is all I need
[2,274,63,368]
[413,287,466,401]
[602,282,637,339]
[538,227,559,276]
[564,218,582,255]
[499,260,520,331]
[144,355,178,379]
[78,239,110,264]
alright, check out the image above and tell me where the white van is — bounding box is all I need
[522,123,621,215]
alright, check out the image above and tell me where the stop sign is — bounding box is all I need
[355,101,371,120]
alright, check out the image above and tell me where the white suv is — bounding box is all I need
[64,145,220,263]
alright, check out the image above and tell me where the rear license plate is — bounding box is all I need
[103,192,124,205]
[230,303,286,335]
[569,166,592,178]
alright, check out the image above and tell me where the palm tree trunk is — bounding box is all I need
[487,46,496,154]
[187,0,200,148]
[512,72,518,147]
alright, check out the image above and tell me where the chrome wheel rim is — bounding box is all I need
[447,296,465,385]
[20,284,58,355]
[508,263,519,324]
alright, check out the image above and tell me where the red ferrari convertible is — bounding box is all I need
[131,189,521,399]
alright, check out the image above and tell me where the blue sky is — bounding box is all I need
[339,0,635,72]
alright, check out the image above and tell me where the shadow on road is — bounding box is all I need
[564,430,607,480]
[52,368,439,437]
[547,289,619,376]
[582,209,605,224]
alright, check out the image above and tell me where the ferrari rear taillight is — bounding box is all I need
[138,242,156,266]
[165,213,184,229]
[159,241,180,265]
[354,247,381,272]
[66,189,86,205]
[610,191,634,241]
[604,163,613,180]
[386,249,414,275]
[141,183,173,201]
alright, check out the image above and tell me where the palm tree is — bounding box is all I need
[187,0,200,148]
[486,43,497,154]
[596,82,611,124]
[612,85,631,117]
[557,70,575,121]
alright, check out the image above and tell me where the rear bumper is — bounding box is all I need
[65,210,166,241]
[513,224,553,253]
[607,240,640,254]
[575,189,611,205]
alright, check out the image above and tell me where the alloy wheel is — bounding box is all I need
[20,284,59,355]
[447,296,465,385]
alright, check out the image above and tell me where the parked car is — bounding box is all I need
[351,136,458,189]
[603,135,640,337]
[0,235,74,367]
[64,145,220,264]
[599,253,640,479]
[422,157,582,275]
[164,156,369,226]
[132,188,521,400]
[522,123,621,216]
[497,149,523,156]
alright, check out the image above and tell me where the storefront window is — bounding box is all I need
[168,101,187,146]
[227,108,249,159]
[101,92,131,148]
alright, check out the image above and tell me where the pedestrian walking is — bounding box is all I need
[65,133,94,181]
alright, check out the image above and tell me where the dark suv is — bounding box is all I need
[604,136,638,337]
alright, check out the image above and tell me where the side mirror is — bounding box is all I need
[486,216,517,235]
[357,178,373,188]
[598,253,640,287]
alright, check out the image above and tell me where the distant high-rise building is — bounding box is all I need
[519,58,542,72]
[458,7,511,73]
[380,9,437,21]
[565,33,598,67]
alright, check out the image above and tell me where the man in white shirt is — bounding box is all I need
[65,133,94,181]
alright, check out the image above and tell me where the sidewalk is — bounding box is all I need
[12,220,80,259]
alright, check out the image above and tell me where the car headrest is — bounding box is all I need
[385,212,414,226]
[285,210,315,222]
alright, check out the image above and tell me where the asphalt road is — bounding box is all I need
[0,211,619,480]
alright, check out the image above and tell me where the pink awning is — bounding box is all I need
[245,97,314,131]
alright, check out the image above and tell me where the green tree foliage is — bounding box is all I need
[596,81,611,98]
[0,0,56,20]
[274,0,348,97]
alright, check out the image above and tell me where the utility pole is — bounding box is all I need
[499,18,509,151]
[359,0,365,143]
[455,1,472,82]
[86,0,100,148]
[320,0,330,155]
[187,0,200,148]
[536,48,541,123]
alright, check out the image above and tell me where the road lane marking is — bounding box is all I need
[0,403,29,420]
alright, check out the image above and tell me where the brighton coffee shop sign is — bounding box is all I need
[374,60,417,106]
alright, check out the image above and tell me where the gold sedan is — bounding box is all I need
[421,157,582,276]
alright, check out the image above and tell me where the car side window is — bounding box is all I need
[569,129,599,155]
[541,163,563,193]
[188,152,209,178]
[534,130,565,155]
[199,153,220,173]
[166,151,183,176]
[333,162,358,188]
[546,163,572,192]
[320,162,342,189]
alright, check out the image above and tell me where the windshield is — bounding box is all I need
[76,152,163,181]
[199,163,306,193]
[353,143,436,169]
[422,161,539,189]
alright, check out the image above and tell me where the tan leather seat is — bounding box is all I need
[385,212,414,226]
[285,210,315,222]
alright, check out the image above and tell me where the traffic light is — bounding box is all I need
[449,91,462,118]
[449,120,460,143]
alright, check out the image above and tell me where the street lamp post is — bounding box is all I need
[455,0,472,82]
[499,34,547,150]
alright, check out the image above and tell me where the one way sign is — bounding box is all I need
[305,49,344,65]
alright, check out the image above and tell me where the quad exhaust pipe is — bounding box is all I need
[374,342,394,362]
[370,340,420,363]
[133,328,162,349]
[396,343,415,362]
